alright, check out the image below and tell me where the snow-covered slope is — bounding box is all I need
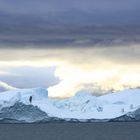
[0,87,140,122]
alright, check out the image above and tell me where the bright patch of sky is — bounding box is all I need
[0,45,139,97]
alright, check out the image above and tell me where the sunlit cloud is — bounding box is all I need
[0,45,140,97]
[0,70,19,76]
[49,65,140,98]
[0,81,17,92]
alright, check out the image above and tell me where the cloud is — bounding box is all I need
[48,66,140,97]
[0,67,59,89]
[0,45,140,97]
[0,0,138,15]
[0,81,17,92]
[0,70,19,76]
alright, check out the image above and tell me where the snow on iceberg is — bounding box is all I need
[0,87,140,122]
[0,87,48,111]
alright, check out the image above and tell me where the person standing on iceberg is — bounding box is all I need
[29,96,32,103]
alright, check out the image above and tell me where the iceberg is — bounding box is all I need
[0,87,140,122]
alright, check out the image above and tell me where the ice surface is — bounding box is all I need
[0,87,140,120]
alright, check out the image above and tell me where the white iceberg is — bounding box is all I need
[0,87,140,122]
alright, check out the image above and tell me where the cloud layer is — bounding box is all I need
[0,0,140,47]
[0,81,17,92]
[0,45,140,97]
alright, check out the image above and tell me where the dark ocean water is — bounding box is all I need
[0,122,140,140]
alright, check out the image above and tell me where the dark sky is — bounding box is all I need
[0,0,139,24]
[0,0,140,47]
[0,1,140,94]
[0,0,139,14]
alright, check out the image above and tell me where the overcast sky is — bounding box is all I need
[0,1,140,96]
[0,0,140,47]
[0,0,139,25]
[0,0,139,15]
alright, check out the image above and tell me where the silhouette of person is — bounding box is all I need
[29,96,32,103]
